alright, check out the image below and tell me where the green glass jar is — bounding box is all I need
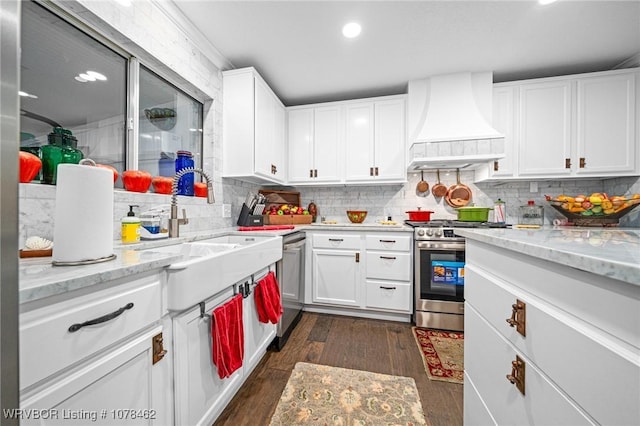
[40,144,63,185]
[41,127,83,184]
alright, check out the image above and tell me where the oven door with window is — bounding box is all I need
[415,241,465,316]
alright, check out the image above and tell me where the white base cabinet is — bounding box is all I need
[19,272,169,426]
[464,240,640,426]
[21,326,165,426]
[172,287,243,426]
[171,267,276,426]
[306,230,412,320]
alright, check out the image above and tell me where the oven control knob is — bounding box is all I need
[434,228,443,237]
[425,228,434,237]
[417,229,425,237]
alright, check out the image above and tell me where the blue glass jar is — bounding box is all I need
[175,150,194,196]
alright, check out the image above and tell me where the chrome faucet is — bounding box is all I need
[169,167,215,238]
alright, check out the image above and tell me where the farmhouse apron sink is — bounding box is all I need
[140,233,282,311]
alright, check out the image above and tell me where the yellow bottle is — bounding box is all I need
[121,205,141,244]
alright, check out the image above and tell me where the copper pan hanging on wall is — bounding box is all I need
[445,169,472,208]
[432,169,447,198]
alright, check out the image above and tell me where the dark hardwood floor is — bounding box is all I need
[214,312,464,425]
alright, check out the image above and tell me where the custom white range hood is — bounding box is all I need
[407,72,505,170]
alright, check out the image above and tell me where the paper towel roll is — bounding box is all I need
[52,163,114,264]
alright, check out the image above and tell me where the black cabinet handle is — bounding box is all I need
[380,256,397,260]
[379,239,396,243]
[68,302,134,332]
[380,286,397,290]
[328,238,343,242]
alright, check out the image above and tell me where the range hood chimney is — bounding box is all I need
[407,72,505,170]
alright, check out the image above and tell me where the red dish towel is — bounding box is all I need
[254,271,282,324]
[211,294,244,379]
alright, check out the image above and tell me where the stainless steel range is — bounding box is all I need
[407,220,509,331]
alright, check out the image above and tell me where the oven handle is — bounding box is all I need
[416,241,465,251]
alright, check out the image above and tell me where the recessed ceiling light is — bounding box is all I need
[75,76,88,82]
[342,22,361,38]
[79,73,96,82]
[19,91,38,99]
[538,0,558,5]
[86,70,107,81]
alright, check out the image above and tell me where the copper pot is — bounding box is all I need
[432,169,447,198]
[445,169,472,208]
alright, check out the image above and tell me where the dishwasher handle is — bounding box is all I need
[284,239,306,251]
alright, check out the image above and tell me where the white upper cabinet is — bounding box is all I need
[488,85,518,178]
[478,68,638,181]
[518,79,573,177]
[287,94,406,185]
[287,106,342,184]
[344,102,375,181]
[345,97,407,183]
[575,72,636,175]
[223,67,286,184]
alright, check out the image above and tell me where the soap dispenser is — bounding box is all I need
[121,205,141,244]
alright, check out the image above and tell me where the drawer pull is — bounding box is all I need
[380,256,397,260]
[505,299,526,336]
[379,239,396,243]
[328,238,343,242]
[380,286,396,290]
[506,355,525,395]
[68,302,134,332]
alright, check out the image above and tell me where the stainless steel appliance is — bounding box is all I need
[408,220,508,331]
[272,231,305,350]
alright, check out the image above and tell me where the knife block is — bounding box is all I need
[237,203,264,227]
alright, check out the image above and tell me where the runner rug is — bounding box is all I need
[269,362,426,425]
[412,327,464,384]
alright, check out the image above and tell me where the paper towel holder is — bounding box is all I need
[51,158,117,267]
[52,253,117,267]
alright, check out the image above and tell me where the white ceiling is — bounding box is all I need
[174,0,640,106]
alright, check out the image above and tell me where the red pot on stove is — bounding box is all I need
[406,209,434,221]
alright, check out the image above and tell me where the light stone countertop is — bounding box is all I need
[18,226,297,305]
[455,227,640,286]
[305,222,413,232]
[18,223,410,305]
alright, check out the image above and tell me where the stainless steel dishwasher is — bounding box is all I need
[272,231,305,350]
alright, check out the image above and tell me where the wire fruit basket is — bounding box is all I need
[546,194,640,226]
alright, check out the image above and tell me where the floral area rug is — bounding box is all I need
[269,362,426,425]
[412,327,464,384]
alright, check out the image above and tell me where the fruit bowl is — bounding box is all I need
[546,193,640,226]
[346,210,367,223]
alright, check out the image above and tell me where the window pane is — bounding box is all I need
[139,66,203,178]
[20,1,127,181]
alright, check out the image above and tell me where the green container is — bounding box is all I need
[457,206,493,222]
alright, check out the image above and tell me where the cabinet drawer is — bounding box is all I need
[365,280,411,312]
[465,305,595,426]
[365,234,411,251]
[20,273,162,390]
[313,234,360,250]
[366,252,411,281]
[466,265,640,426]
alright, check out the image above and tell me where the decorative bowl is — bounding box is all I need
[346,210,367,223]
[546,193,640,226]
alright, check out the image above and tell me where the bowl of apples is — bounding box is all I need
[546,193,640,226]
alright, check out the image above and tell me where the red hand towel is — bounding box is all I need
[266,272,283,323]
[211,294,244,379]
[255,271,283,324]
